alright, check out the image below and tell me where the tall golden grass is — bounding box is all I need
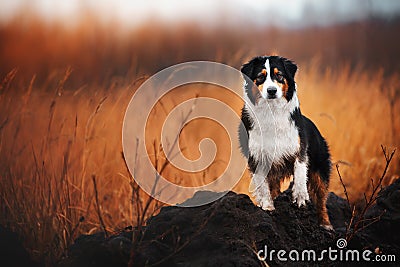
[0,19,399,265]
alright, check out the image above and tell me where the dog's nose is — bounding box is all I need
[267,87,277,96]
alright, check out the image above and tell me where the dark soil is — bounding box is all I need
[0,225,42,267]
[5,179,400,267]
[55,178,400,267]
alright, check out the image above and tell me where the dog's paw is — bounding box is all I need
[255,194,275,211]
[252,183,275,211]
[259,199,275,211]
[292,186,310,207]
[256,195,275,211]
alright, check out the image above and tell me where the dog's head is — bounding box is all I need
[241,56,297,104]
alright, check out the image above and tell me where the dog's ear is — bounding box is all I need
[282,58,297,79]
[241,57,263,106]
[241,60,255,79]
[241,56,264,79]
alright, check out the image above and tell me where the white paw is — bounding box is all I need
[252,186,275,211]
[259,198,275,211]
[292,186,309,207]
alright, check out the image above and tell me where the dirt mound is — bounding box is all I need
[59,179,400,267]
[0,225,41,267]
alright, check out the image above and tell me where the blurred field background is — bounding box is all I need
[1,1,400,265]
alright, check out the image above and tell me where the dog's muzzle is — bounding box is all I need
[266,87,277,99]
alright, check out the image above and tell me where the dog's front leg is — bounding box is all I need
[292,158,310,207]
[250,171,275,211]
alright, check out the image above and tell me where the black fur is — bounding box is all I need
[290,108,331,184]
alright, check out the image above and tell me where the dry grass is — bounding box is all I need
[0,18,399,265]
[0,68,136,264]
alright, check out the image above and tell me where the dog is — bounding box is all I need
[238,55,332,230]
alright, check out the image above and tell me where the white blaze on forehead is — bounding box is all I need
[264,59,270,75]
[261,58,281,99]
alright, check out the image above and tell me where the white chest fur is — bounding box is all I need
[246,96,300,166]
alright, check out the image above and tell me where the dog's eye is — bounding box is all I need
[255,72,266,84]
[276,72,284,82]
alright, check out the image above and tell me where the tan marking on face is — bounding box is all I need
[274,78,289,99]
[251,70,267,103]
[254,71,266,93]
[253,79,264,92]
[273,68,289,98]
[251,80,261,104]
[282,78,289,96]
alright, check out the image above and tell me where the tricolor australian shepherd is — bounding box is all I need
[239,55,332,230]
